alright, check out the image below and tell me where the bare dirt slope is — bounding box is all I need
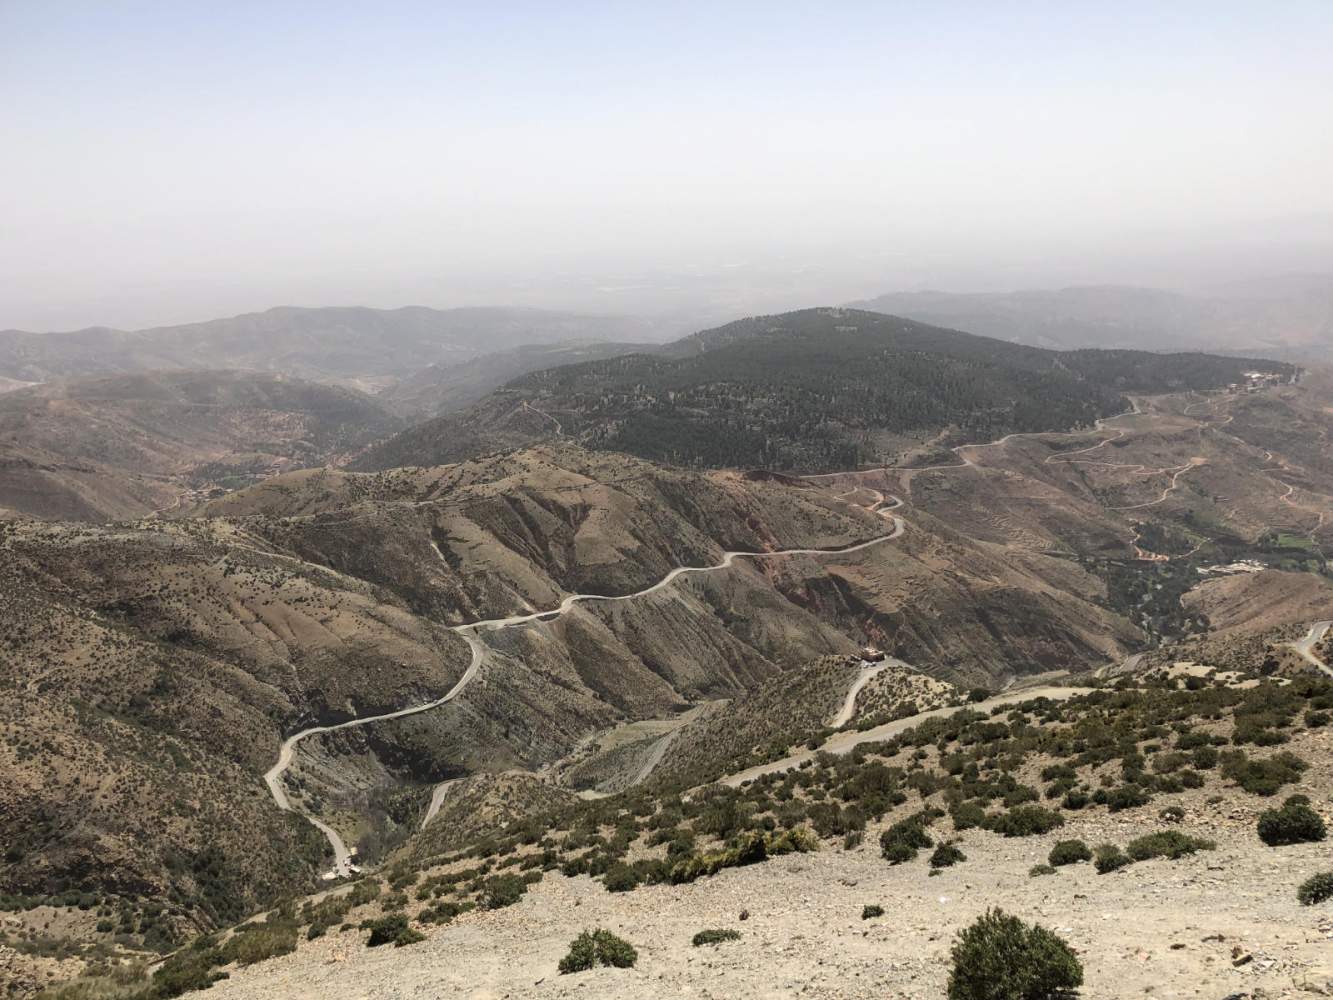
[0,370,400,520]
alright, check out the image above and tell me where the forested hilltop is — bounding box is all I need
[355,309,1295,473]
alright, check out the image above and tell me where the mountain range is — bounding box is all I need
[853,276,1333,355]
[0,306,666,385]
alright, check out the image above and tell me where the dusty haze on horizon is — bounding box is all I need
[3,1,1332,331]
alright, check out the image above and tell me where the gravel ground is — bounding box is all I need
[207,803,1333,1000]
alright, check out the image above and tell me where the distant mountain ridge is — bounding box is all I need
[851,278,1333,354]
[0,305,665,383]
[0,369,401,520]
[354,307,1294,473]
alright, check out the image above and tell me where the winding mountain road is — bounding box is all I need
[264,631,486,875]
[261,393,1232,871]
[828,659,889,728]
[420,777,464,830]
[264,500,907,874]
[1288,621,1333,678]
[800,399,1143,482]
[1106,458,1206,512]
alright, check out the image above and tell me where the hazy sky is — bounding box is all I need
[3,1,1332,330]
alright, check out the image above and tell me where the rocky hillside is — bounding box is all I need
[41,643,1333,1000]
[6,374,1331,999]
[0,370,401,520]
[0,441,1151,971]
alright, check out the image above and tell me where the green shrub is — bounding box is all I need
[1061,789,1089,810]
[881,840,917,864]
[481,874,529,909]
[987,805,1064,838]
[149,946,227,997]
[947,908,1082,1000]
[220,921,298,966]
[878,812,936,864]
[1221,750,1308,796]
[1093,844,1132,874]
[951,801,987,831]
[346,879,382,907]
[1047,840,1091,867]
[691,928,741,946]
[862,904,885,919]
[1297,872,1333,905]
[394,926,425,947]
[418,899,474,925]
[1126,830,1215,861]
[1028,864,1056,878]
[668,829,794,885]
[930,843,967,869]
[602,864,640,893]
[1257,798,1327,846]
[365,914,409,948]
[767,826,819,855]
[557,929,637,974]
[1105,785,1151,812]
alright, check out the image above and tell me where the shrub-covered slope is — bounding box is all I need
[354,308,1292,472]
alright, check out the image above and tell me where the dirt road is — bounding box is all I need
[264,509,908,871]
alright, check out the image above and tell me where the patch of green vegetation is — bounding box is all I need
[929,843,967,868]
[1257,797,1327,846]
[691,928,741,946]
[880,811,938,864]
[1222,750,1309,796]
[479,874,529,910]
[557,929,637,974]
[669,827,817,885]
[1297,872,1333,906]
[948,908,1082,1000]
[1093,844,1132,874]
[1125,830,1215,861]
[986,805,1064,838]
[364,914,411,948]
[1047,840,1091,867]
[368,308,1287,472]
